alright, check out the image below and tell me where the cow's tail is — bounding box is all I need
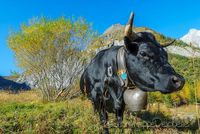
[80,72,86,96]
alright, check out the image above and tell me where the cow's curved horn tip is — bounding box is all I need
[130,12,134,16]
[161,40,176,47]
[128,12,134,23]
[125,11,134,36]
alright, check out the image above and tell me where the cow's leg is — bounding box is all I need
[91,83,109,133]
[99,106,109,134]
[116,108,124,127]
[98,85,109,134]
[115,108,125,134]
[89,83,102,111]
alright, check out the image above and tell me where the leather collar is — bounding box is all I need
[117,47,136,89]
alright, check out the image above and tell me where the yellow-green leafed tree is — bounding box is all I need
[8,17,97,101]
[196,80,200,101]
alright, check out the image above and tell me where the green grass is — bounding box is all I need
[0,91,199,134]
[0,98,100,134]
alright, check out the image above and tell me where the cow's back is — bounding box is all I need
[80,46,122,99]
[85,46,122,78]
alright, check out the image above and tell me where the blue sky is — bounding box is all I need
[1,0,200,76]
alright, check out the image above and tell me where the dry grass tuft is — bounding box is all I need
[0,90,42,104]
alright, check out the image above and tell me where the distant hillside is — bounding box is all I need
[0,76,30,91]
[88,24,200,58]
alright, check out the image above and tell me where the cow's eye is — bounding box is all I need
[140,51,147,57]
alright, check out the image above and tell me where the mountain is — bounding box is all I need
[0,76,30,91]
[180,29,200,48]
[91,24,200,58]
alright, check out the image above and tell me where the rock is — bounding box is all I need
[180,29,200,48]
[103,24,124,35]
[165,46,200,57]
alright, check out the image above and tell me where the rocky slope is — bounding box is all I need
[165,45,200,57]
[95,24,200,58]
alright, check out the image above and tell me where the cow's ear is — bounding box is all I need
[124,36,138,54]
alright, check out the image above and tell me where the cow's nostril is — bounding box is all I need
[171,76,181,87]
[172,76,178,83]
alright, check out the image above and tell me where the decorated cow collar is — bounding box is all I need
[116,47,128,87]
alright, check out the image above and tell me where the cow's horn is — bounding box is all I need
[160,40,176,47]
[124,12,138,39]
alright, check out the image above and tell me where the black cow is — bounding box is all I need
[80,12,185,133]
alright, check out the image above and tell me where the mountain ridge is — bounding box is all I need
[96,24,200,58]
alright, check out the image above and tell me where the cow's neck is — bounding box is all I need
[116,47,136,89]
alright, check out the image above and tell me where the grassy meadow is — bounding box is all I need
[2,16,200,134]
[0,90,199,134]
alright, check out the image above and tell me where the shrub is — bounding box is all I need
[8,17,97,101]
